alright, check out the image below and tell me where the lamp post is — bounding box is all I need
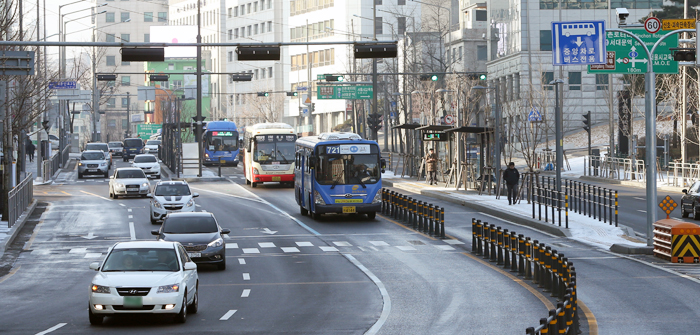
[473,84,501,186]
[550,79,565,209]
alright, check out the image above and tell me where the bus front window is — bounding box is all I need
[317,154,380,185]
[253,135,297,164]
[207,131,238,152]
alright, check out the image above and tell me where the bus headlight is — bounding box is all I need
[372,192,382,204]
[253,168,260,175]
[314,191,326,205]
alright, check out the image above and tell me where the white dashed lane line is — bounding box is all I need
[219,310,237,321]
[238,258,246,265]
[127,209,132,212]
[242,273,250,281]
[241,289,251,298]
[129,222,136,240]
[35,323,67,335]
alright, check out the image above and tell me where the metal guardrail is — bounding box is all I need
[667,162,700,188]
[8,172,33,228]
[584,155,645,181]
[470,218,579,334]
[381,189,445,238]
[532,176,618,228]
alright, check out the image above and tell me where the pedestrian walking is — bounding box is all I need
[425,148,438,185]
[26,141,36,163]
[503,162,520,205]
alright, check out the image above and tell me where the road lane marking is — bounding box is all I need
[119,203,125,207]
[127,209,132,212]
[242,248,259,254]
[80,190,112,202]
[296,241,314,247]
[219,310,237,321]
[129,222,136,240]
[35,323,67,335]
[242,273,250,280]
[333,241,352,247]
[281,247,300,253]
[578,300,598,335]
[241,289,250,298]
[238,258,246,265]
[0,265,21,284]
[638,210,647,213]
[343,254,390,335]
[370,241,389,246]
[128,215,133,219]
[258,242,276,248]
[634,197,646,201]
[320,246,338,252]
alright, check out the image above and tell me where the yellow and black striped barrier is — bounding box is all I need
[653,219,700,263]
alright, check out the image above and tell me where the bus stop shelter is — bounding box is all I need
[443,126,494,190]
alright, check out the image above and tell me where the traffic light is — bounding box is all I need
[420,74,439,81]
[236,46,281,61]
[325,75,344,82]
[231,73,253,81]
[286,92,298,97]
[673,49,696,62]
[367,113,383,131]
[582,111,591,133]
[97,74,117,81]
[257,92,269,97]
[353,43,398,59]
[479,73,487,80]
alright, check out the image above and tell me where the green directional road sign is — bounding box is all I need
[137,124,162,140]
[317,86,373,100]
[588,29,678,74]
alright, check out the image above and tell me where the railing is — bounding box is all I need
[667,162,700,188]
[470,218,579,334]
[61,144,71,168]
[584,155,646,181]
[50,151,60,178]
[381,189,445,238]
[8,173,33,228]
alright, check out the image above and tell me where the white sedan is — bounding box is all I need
[132,154,161,179]
[109,167,150,199]
[88,241,199,325]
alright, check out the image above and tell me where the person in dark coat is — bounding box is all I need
[425,148,438,185]
[503,162,520,205]
[26,141,36,162]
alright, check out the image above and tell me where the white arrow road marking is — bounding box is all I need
[261,228,277,235]
[82,232,98,240]
[241,289,250,298]
[35,323,67,335]
[129,222,136,240]
[219,310,237,321]
[574,36,583,47]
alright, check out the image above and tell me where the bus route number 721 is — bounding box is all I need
[326,146,340,154]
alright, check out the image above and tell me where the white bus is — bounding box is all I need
[242,123,296,188]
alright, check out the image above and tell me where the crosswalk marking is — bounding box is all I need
[443,240,465,245]
[320,246,339,252]
[241,289,251,298]
[295,242,314,247]
[333,241,352,247]
[84,253,102,258]
[258,242,276,248]
[370,241,389,246]
[238,258,246,265]
[396,246,417,251]
[435,245,456,251]
[281,247,300,253]
[69,248,87,254]
[242,273,250,280]
[242,248,260,254]
[225,243,238,249]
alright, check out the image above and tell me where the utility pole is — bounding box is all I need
[196,0,203,177]
[125,91,130,138]
[371,5,379,142]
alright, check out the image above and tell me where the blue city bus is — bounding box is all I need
[295,132,386,220]
[203,121,240,167]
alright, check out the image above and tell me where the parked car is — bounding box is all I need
[151,212,229,270]
[108,141,124,157]
[87,241,198,325]
[144,140,161,156]
[78,150,110,179]
[123,138,145,161]
[148,181,198,224]
[48,134,59,149]
[85,142,112,169]
[132,154,161,179]
[681,181,700,219]
[109,167,150,199]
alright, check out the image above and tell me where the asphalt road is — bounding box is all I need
[0,160,548,334]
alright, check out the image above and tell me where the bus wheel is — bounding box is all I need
[252,182,258,188]
[300,206,308,216]
[245,178,250,185]
[366,212,376,220]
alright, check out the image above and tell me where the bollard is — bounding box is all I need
[615,191,619,227]
[489,224,497,262]
[557,302,566,334]
[565,193,569,229]
[510,231,518,272]
[550,249,558,297]
[440,207,445,239]
[531,240,539,284]
[560,256,568,300]
[503,229,510,269]
[423,202,430,233]
[388,191,394,217]
[483,221,490,259]
[548,309,558,335]
[472,218,478,253]
[381,189,386,214]
[524,237,533,280]
[496,227,504,265]
[401,195,407,222]
[602,188,607,224]
[598,187,602,221]
[398,195,403,221]
[587,184,591,217]
[417,201,424,231]
[543,246,552,292]
[476,220,483,255]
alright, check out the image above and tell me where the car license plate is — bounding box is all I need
[127,187,138,191]
[342,206,356,214]
[272,176,281,182]
[188,252,201,258]
[88,169,97,172]
[123,296,143,308]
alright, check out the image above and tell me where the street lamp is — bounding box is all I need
[473,84,501,186]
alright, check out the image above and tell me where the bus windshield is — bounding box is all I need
[206,131,238,152]
[254,134,296,164]
[316,145,380,186]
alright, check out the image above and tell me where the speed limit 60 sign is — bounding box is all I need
[645,17,661,34]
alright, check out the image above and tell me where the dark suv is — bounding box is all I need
[122,138,144,161]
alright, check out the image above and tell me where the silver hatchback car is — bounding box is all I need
[78,150,110,178]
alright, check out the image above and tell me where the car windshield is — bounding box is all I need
[134,155,157,163]
[81,152,105,160]
[155,184,191,196]
[102,248,179,272]
[116,170,146,179]
[147,140,161,145]
[124,139,143,147]
[163,216,218,234]
[86,144,108,152]
[108,142,122,148]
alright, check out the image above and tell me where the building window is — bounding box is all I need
[375,0,382,4]
[121,76,131,87]
[254,1,258,11]
[269,67,273,78]
[121,98,129,107]
[261,22,265,33]
[247,3,251,13]
[144,12,153,22]
[542,72,554,90]
[228,29,232,40]
[254,69,259,80]
[268,0,272,9]
[234,6,238,16]
[228,51,233,62]
[540,30,552,51]
[107,98,116,108]
[397,17,406,35]
[234,28,239,38]
[569,72,581,90]
[254,24,258,35]
[458,46,463,60]
[261,0,265,10]
[120,34,130,42]
[106,12,115,22]
[106,34,115,42]
[106,56,115,66]
[144,34,150,43]
[398,0,406,4]
[596,74,609,90]
[476,10,487,21]
[108,119,116,127]
[122,119,128,128]
[268,21,272,32]
[375,17,383,35]
[121,12,130,22]
[158,12,167,22]
[261,69,266,79]
[477,45,487,60]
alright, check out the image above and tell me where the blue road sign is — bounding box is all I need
[552,21,606,66]
[390,101,397,109]
[528,108,542,122]
[301,108,309,116]
[390,112,396,119]
[49,81,77,89]
[296,86,308,91]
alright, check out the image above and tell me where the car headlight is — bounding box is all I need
[116,183,125,188]
[153,200,162,209]
[157,284,179,293]
[91,284,110,294]
[208,238,223,248]
[142,182,149,187]
[100,163,107,167]
[152,165,160,171]
[314,190,326,205]
[205,153,209,158]
[78,162,83,166]
[186,199,194,207]
[372,191,382,204]
[253,168,260,175]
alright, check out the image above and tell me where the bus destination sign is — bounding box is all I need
[325,144,371,154]
[256,135,297,142]
[212,131,234,136]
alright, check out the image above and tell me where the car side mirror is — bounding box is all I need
[151,230,160,236]
[380,158,386,169]
[193,193,199,198]
[683,189,688,194]
[184,262,197,271]
[221,228,230,235]
[89,262,100,271]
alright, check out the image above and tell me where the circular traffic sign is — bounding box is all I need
[444,115,454,125]
[645,17,661,34]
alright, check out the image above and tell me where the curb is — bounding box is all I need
[609,243,654,255]
[0,199,38,256]
[159,162,226,183]
[382,180,571,238]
